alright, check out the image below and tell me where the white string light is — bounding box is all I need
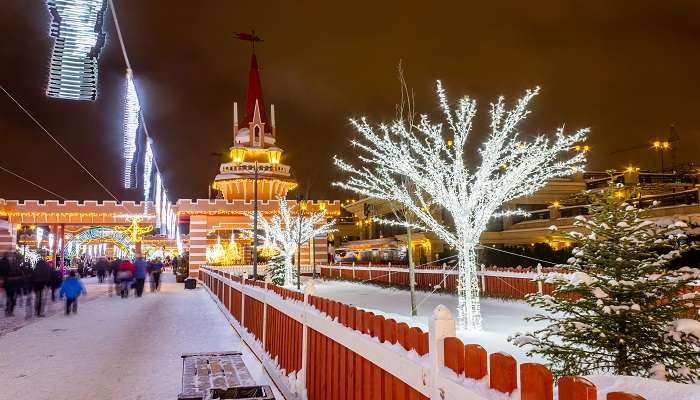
[122,70,141,188]
[335,82,588,331]
[154,173,162,229]
[143,137,154,202]
[255,197,335,287]
[46,0,107,101]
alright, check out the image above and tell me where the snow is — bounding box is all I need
[585,375,700,400]
[671,319,700,338]
[310,279,550,363]
[0,274,282,400]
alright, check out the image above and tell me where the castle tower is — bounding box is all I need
[212,52,297,200]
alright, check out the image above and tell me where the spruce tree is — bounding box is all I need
[511,183,700,383]
[266,253,286,286]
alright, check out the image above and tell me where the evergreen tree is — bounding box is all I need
[266,253,286,286]
[511,184,700,383]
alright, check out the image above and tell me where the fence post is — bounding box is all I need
[262,278,270,349]
[429,305,456,400]
[352,262,356,280]
[536,263,543,294]
[301,280,316,392]
[240,275,246,330]
[480,264,487,293]
[388,262,392,284]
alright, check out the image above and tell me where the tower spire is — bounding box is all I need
[244,53,267,126]
[234,31,267,126]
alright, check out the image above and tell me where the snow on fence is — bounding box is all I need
[319,264,567,299]
[199,266,647,400]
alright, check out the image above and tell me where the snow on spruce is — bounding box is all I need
[512,182,700,383]
[334,81,588,330]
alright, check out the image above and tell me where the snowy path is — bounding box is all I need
[312,279,549,363]
[0,274,283,400]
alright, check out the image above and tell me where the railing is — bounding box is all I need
[210,264,318,276]
[319,264,566,299]
[199,266,647,400]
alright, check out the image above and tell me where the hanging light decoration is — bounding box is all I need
[36,227,44,248]
[48,233,55,251]
[154,173,162,229]
[143,137,154,203]
[122,69,141,188]
[46,0,107,101]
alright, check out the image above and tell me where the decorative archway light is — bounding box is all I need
[123,70,141,188]
[46,0,107,101]
[63,227,133,258]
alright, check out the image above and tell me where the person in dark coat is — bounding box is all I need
[148,258,164,292]
[96,257,108,283]
[133,256,148,297]
[50,267,63,302]
[3,255,21,316]
[59,270,86,315]
[31,259,52,316]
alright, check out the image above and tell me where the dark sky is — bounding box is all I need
[2,1,700,202]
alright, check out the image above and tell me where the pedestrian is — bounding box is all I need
[50,267,62,302]
[96,257,108,283]
[31,259,52,317]
[59,270,86,315]
[133,256,148,297]
[148,257,164,292]
[117,259,135,298]
[3,256,21,316]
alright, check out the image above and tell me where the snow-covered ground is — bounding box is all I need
[0,274,282,400]
[312,279,700,399]
[311,279,549,363]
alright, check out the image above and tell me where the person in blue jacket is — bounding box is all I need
[59,270,86,315]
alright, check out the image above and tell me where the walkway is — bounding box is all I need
[0,273,282,400]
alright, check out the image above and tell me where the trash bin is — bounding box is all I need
[184,278,197,289]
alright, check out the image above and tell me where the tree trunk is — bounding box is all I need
[283,252,295,287]
[456,243,482,331]
[407,225,417,316]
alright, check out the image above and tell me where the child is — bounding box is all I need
[59,271,86,315]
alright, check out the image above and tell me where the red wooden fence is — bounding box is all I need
[199,266,648,400]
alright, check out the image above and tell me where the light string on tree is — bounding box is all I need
[334,81,588,331]
[46,0,107,101]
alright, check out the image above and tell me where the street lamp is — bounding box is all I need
[231,146,285,280]
[652,141,671,172]
[296,195,306,290]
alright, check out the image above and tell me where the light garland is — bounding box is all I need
[123,70,141,188]
[154,173,162,229]
[334,82,588,331]
[143,137,154,202]
[255,197,336,287]
[36,227,44,247]
[46,0,107,101]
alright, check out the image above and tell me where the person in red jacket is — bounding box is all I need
[117,259,135,298]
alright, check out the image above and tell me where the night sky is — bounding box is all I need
[2,1,700,202]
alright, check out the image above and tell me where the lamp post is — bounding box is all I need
[230,145,282,281]
[652,141,670,172]
[296,194,306,290]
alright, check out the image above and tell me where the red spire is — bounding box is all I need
[244,53,267,126]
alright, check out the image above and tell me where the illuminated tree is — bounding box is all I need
[335,82,588,330]
[254,197,335,287]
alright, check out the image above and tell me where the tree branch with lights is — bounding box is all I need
[254,197,335,287]
[334,81,588,330]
